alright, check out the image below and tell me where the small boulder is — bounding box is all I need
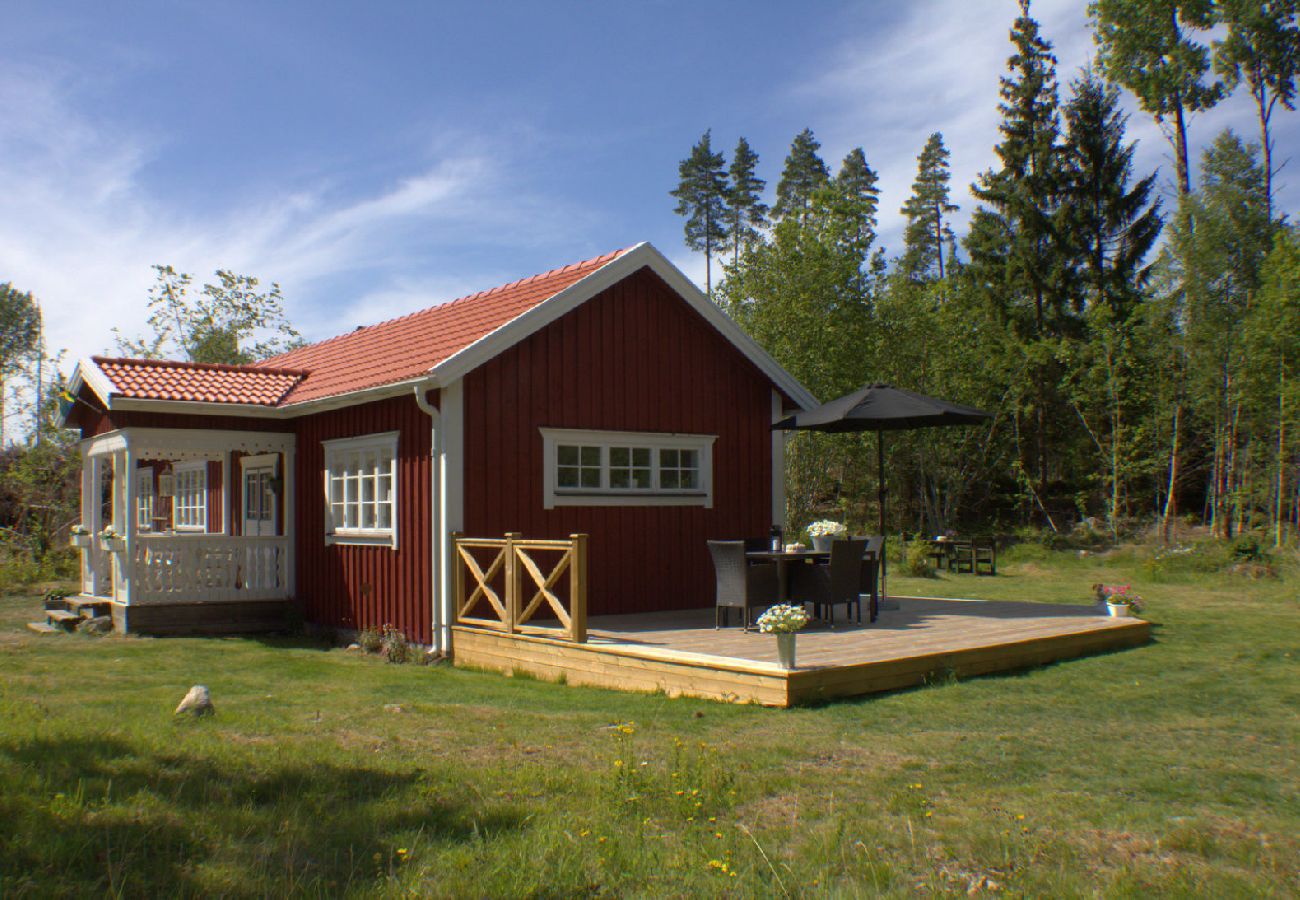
[175,685,214,717]
[383,703,404,714]
[346,642,362,652]
[79,616,113,635]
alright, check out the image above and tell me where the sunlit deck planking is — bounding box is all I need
[451,597,1152,707]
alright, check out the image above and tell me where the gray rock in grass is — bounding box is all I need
[175,684,214,717]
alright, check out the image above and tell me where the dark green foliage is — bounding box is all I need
[1089,0,1222,195]
[771,128,830,222]
[725,136,768,268]
[670,130,730,298]
[832,147,881,254]
[114,266,301,364]
[1214,0,1300,215]
[899,133,959,283]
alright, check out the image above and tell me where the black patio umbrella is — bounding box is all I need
[774,383,993,610]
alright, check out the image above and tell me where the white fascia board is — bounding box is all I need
[58,358,118,426]
[111,397,285,418]
[427,242,819,411]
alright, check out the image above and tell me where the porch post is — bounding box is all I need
[283,446,296,597]
[113,447,136,605]
[79,446,94,594]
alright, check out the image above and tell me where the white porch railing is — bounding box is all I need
[131,535,290,604]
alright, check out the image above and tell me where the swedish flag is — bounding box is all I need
[57,387,76,420]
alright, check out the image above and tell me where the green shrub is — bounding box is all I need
[380,625,412,664]
[357,626,384,654]
[903,540,936,578]
[1229,533,1270,564]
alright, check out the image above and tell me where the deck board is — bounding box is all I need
[452,596,1151,707]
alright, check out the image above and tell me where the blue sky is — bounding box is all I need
[3,1,1295,370]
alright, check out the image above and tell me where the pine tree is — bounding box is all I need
[726,137,768,268]
[1089,0,1222,197]
[832,148,881,253]
[967,0,1073,522]
[1214,0,1300,219]
[900,133,959,282]
[772,128,830,222]
[670,130,730,298]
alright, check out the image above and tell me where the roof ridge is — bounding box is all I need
[93,356,310,378]
[258,246,633,366]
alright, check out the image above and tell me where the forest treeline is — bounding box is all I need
[671,0,1300,546]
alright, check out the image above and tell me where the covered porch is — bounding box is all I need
[73,427,296,634]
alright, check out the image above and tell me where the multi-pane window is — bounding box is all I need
[557,444,601,489]
[173,462,207,531]
[323,432,398,546]
[136,468,155,532]
[542,429,715,508]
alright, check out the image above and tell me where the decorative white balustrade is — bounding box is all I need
[131,535,290,604]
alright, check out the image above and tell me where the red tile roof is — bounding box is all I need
[89,247,632,409]
[262,247,631,404]
[92,357,308,406]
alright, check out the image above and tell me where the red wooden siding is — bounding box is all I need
[292,395,433,643]
[462,266,773,616]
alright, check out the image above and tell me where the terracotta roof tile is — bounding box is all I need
[261,246,632,404]
[93,357,307,406]
[88,246,632,410]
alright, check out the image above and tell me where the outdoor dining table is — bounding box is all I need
[745,549,829,605]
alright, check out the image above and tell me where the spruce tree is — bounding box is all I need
[670,130,730,298]
[1062,69,1164,319]
[772,128,830,222]
[1060,68,1165,532]
[1214,0,1300,219]
[967,0,1073,522]
[900,133,959,282]
[726,136,769,267]
[1089,0,1222,197]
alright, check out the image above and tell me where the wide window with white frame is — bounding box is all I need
[322,432,398,546]
[172,462,207,531]
[541,428,715,508]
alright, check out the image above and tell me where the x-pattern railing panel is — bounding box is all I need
[452,533,587,642]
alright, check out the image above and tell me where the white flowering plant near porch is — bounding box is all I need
[756,603,810,634]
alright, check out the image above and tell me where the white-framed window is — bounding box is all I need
[136,468,155,532]
[541,428,715,509]
[173,461,208,532]
[322,431,398,547]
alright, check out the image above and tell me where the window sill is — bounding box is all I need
[547,492,711,509]
[326,532,396,548]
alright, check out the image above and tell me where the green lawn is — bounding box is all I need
[1,546,1297,897]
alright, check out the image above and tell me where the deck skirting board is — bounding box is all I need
[451,617,1151,707]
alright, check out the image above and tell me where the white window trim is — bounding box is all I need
[322,431,399,548]
[541,427,715,509]
[172,461,208,532]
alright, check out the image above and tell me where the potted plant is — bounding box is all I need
[756,603,810,669]
[1094,583,1143,618]
[69,525,93,549]
[98,526,126,554]
[806,519,847,553]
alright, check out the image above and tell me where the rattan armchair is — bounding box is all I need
[707,540,779,630]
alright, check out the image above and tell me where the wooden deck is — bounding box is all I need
[451,596,1152,707]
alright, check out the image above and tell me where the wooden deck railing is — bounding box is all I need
[452,532,588,642]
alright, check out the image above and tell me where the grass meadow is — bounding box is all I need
[1,541,1296,897]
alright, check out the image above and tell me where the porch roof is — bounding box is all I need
[93,357,308,406]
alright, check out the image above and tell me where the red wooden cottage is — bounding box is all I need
[58,243,816,650]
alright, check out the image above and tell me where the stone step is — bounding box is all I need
[65,596,113,618]
[26,622,59,634]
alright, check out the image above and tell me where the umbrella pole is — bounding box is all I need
[878,431,887,609]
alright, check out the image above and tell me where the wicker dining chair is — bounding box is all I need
[789,538,866,626]
[707,540,779,630]
[853,535,884,623]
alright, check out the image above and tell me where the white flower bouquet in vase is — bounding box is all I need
[756,603,810,669]
[806,520,847,552]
